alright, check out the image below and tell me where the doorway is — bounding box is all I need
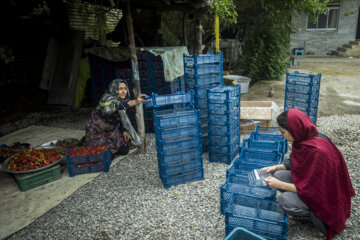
[356,7,360,39]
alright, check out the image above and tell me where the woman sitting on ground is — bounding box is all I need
[263,109,355,239]
[82,79,147,157]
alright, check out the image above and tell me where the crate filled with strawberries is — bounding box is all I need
[66,144,111,177]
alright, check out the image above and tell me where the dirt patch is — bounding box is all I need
[241,56,360,116]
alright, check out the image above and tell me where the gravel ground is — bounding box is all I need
[1,107,359,240]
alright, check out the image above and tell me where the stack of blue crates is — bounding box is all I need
[221,126,288,239]
[145,91,204,189]
[284,71,321,125]
[225,193,288,239]
[207,84,241,165]
[183,52,223,152]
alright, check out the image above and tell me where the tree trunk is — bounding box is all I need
[195,17,202,54]
[124,0,146,154]
[182,13,188,46]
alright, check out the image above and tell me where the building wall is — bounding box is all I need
[290,0,360,55]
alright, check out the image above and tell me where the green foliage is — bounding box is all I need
[239,17,290,80]
[344,8,357,16]
[209,0,238,26]
[234,0,329,81]
[159,11,183,46]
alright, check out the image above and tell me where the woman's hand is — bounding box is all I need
[261,164,286,173]
[263,177,283,189]
[136,94,148,105]
[263,177,297,192]
[129,94,148,107]
[123,131,130,142]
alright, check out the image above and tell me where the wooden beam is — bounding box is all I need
[124,0,146,153]
[195,17,202,54]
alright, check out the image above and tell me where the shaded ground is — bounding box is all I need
[241,56,360,116]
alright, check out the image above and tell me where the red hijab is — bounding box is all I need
[287,109,355,239]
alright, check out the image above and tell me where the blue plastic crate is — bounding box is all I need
[234,149,283,169]
[220,175,276,214]
[198,107,208,119]
[66,147,111,165]
[209,125,240,145]
[209,135,240,155]
[254,126,281,135]
[209,146,240,165]
[195,96,207,109]
[286,71,321,85]
[285,81,320,94]
[242,139,285,154]
[207,85,240,102]
[225,194,287,240]
[185,63,222,77]
[226,164,261,180]
[157,148,202,166]
[66,147,111,177]
[183,52,223,66]
[202,135,208,146]
[153,107,200,129]
[159,159,203,178]
[283,105,318,124]
[146,91,194,108]
[208,97,240,112]
[208,107,240,125]
[191,84,219,99]
[155,125,201,143]
[208,118,240,134]
[225,227,267,240]
[160,168,204,189]
[201,125,208,136]
[200,116,208,126]
[284,98,318,110]
[153,61,164,70]
[156,136,202,155]
[249,132,288,153]
[285,91,319,102]
[137,60,148,70]
[185,74,222,88]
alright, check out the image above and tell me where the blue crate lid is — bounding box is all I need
[145,91,194,108]
[224,227,267,240]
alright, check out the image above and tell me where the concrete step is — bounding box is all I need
[349,40,360,45]
[331,50,340,56]
[337,47,347,52]
[343,44,353,48]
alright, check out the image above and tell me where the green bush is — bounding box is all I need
[239,18,290,81]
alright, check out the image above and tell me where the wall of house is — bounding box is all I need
[290,0,360,55]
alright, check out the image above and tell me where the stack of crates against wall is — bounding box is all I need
[207,84,240,165]
[284,71,321,125]
[183,52,223,151]
[66,146,111,177]
[88,54,132,106]
[146,91,204,189]
[126,52,185,133]
[225,193,287,239]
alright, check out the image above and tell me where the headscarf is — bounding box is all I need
[287,109,355,239]
[96,79,130,122]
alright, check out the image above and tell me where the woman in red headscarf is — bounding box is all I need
[263,108,355,239]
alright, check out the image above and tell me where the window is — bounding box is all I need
[307,3,340,30]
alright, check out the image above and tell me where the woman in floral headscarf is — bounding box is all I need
[263,109,355,239]
[82,79,147,157]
